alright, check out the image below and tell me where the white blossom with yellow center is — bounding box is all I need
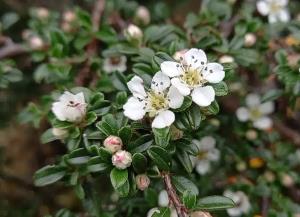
[103,55,127,73]
[257,0,290,23]
[123,71,184,128]
[190,136,220,175]
[161,48,225,107]
[236,93,274,130]
[223,190,251,217]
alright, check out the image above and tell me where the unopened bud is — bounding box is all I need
[264,171,275,183]
[136,174,150,191]
[52,128,68,139]
[236,161,247,172]
[244,33,256,47]
[135,6,150,25]
[219,55,234,64]
[112,150,132,169]
[63,10,76,23]
[209,118,220,127]
[29,36,44,50]
[281,173,294,187]
[22,29,33,40]
[103,136,123,153]
[245,129,258,140]
[36,7,49,19]
[124,24,143,41]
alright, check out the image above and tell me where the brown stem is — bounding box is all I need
[261,196,269,217]
[162,172,189,217]
[0,43,27,59]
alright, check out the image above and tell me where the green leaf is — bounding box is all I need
[74,183,85,200]
[87,156,110,173]
[212,82,229,96]
[116,179,130,197]
[183,190,197,209]
[110,168,128,189]
[85,112,98,126]
[145,188,158,207]
[261,89,283,103]
[98,147,112,163]
[40,128,58,144]
[175,105,202,131]
[194,196,235,211]
[118,126,132,145]
[95,25,118,43]
[68,148,90,165]
[176,150,193,173]
[147,146,171,171]
[172,176,199,195]
[127,134,153,153]
[132,153,148,173]
[34,165,66,186]
[153,127,170,147]
[115,91,128,107]
[202,101,220,116]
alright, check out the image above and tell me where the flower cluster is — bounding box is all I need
[123,48,225,128]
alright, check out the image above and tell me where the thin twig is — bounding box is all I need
[162,172,189,217]
[261,196,269,217]
[0,43,27,59]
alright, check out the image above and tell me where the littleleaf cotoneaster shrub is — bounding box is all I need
[0,0,300,217]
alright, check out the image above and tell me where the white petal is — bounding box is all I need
[151,71,170,93]
[123,97,146,120]
[245,93,260,108]
[59,91,75,103]
[191,86,215,107]
[184,48,207,70]
[236,107,250,122]
[207,148,220,162]
[151,110,175,128]
[278,0,288,6]
[160,61,184,77]
[199,136,216,150]
[167,86,184,109]
[196,160,210,175]
[171,77,191,96]
[227,207,242,217]
[257,1,270,15]
[74,92,85,104]
[127,76,147,99]
[253,116,273,130]
[259,101,274,115]
[147,208,160,217]
[158,190,169,207]
[203,63,225,83]
[278,9,290,22]
[52,102,67,121]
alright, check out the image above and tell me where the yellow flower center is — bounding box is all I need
[197,151,208,160]
[270,2,282,13]
[147,91,168,117]
[181,68,206,87]
[249,108,262,120]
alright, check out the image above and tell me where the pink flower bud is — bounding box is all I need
[135,6,150,25]
[135,174,150,191]
[29,36,44,50]
[103,136,123,153]
[124,24,143,41]
[63,11,76,23]
[36,7,49,19]
[112,150,132,169]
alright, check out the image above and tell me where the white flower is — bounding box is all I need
[236,93,274,130]
[218,55,235,64]
[103,136,123,153]
[135,6,151,25]
[161,48,225,107]
[112,150,132,169]
[52,91,87,122]
[223,190,251,217]
[123,72,184,128]
[257,0,290,23]
[103,56,127,73]
[124,24,143,40]
[190,136,220,175]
